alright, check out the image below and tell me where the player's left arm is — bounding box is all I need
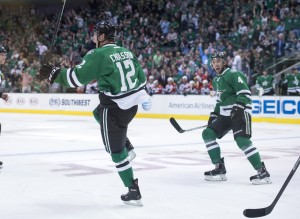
[231,71,251,106]
[230,71,252,119]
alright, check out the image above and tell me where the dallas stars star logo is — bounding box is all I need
[216,90,225,101]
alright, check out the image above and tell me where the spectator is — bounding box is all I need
[151,80,163,94]
[36,42,48,64]
[232,49,242,71]
[164,77,177,94]
[21,69,33,93]
[286,67,300,96]
[186,80,198,95]
[255,70,275,96]
[159,17,170,36]
[278,73,288,96]
[178,75,189,95]
[200,80,211,95]
[0,0,299,95]
[274,33,285,60]
[157,69,168,88]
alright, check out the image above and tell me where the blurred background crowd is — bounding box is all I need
[0,0,299,95]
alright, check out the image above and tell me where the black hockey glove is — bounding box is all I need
[231,102,246,120]
[208,112,219,125]
[39,64,60,84]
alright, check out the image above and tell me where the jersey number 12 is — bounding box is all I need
[116,59,137,92]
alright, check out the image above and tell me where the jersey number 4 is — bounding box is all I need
[238,76,244,84]
[116,60,137,92]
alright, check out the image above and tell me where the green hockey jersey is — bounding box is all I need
[286,73,300,94]
[255,75,274,94]
[54,44,149,109]
[212,68,252,116]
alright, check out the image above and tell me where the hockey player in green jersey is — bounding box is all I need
[255,70,275,96]
[40,20,152,206]
[201,51,271,185]
[286,67,300,96]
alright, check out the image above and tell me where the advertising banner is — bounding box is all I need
[0,94,299,123]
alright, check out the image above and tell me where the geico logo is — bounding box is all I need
[252,100,300,114]
[16,97,25,105]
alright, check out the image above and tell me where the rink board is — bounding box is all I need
[0,93,300,124]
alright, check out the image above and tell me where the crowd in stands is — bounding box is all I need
[0,0,299,95]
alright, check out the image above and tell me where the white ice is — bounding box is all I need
[0,113,299,219]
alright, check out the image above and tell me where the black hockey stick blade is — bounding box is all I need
[243,156,300,218]
[243,207,272,218]
[169,117,207,133]
[170,117,184,133]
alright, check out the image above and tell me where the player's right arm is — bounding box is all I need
[211,78,220,114]
[207,78,220,125]
[39,49,101,88]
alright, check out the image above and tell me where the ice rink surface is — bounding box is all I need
[0,113,299,219]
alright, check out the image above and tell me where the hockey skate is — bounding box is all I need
[125,138,136,162]
[250,162,272,185]
[204,157,227,181]
[121,178,143,207]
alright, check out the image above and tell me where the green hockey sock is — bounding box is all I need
[202,128,221,164]
[235,137,262,170]
[111,148,134,187]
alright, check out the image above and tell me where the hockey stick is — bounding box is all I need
[50,0,67,51]
[40,0,66,81]
[243,156,300,218]
[169,117,207,133]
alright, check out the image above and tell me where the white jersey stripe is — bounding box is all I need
[115,158,129,165]
[246,149,258,158]
[207,144,220,151]
[66,69,75,88]
[117,163,132,172]
[71,70,83,87]
[244,145,255,153]
[205,140,217,145]
[237,89,251,95]
[103,109,111,153]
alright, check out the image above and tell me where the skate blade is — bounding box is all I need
[251,177,272,185]
[127,150,136,162]
[123,199,143,207]
[205,174,227,181]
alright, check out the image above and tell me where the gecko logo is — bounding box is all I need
[252,99,300,115]
[49,98,61,108]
